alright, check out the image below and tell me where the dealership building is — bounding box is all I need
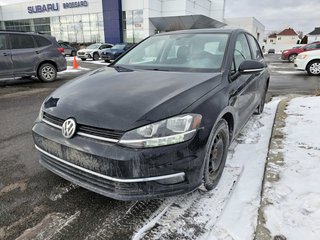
[0,0,264,45]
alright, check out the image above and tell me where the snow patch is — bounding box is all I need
[264,96,320,240]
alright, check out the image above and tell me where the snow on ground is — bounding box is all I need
[58,66,90,74]
[65,57,109,66]
[206,99,281,240]
[263,97,320,240]
[133,99,281,240]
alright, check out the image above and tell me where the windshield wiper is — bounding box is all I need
[111,65,133,72]
[143,68,170,71]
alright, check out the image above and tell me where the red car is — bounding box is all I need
[282,42,320,62]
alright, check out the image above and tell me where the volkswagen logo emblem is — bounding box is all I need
[62,118,77,139]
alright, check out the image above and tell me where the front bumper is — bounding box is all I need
[281,53,289,60]
[77,52,92,59]
[294,58,307,70]
[32,121,206,201]
[101,54,114,61]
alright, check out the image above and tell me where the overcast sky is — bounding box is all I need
[0,0,319,34]
[225,0,320,34]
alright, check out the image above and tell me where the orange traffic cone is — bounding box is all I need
[73,56,79,69]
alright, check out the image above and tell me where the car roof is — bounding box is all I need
[156,28,246,36]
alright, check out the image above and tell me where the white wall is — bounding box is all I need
[276,35,299,44]
[224,17,265,45]
[210,0,225,22]
[122,0,226,39]
[308,35,320,43]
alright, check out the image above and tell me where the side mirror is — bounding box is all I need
[238,60,265,74]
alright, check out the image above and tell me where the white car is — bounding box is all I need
[295,50,320,76]
[77,43,113,61]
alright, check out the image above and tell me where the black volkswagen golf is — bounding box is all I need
[32,29,269,201]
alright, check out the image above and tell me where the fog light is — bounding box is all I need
[155,174,185,185]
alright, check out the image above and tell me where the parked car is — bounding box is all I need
[32,29,269,201]
[58,41,77,56]
[101,43,135,62]
[0,30,67,82]
[294,50,320,75]
[281,42,320,62]
[268,49,275,54]
[77,43,113,61]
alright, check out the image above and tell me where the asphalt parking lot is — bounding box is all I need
[0,55,319,240]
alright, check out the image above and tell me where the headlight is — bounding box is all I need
[297,54,308,59]
[119,114,202,148]
[37,102,45,122]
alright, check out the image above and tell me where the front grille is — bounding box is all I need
[40,153,144,196]
[43,112,124,140]
[78,52,85,55]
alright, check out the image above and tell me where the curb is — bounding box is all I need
[255,95,302,240]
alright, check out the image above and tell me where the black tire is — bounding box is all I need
[306,60,320,76]
[104,60,110,63]
[288,54,297,63]
[37,63,57,82]
[81,58,86,61]
[93,52,99,61]
[255,87,267,115]
[71,51,76,57]
[203,119,229,191]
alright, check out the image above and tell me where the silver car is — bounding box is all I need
[77,43,113,61]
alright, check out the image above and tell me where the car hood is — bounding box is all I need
[43,67,222,131]
[103,49,123,54]
[79,48,97,52]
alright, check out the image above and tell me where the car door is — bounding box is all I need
[230,33,259,128]
[9,33,39,77]
[246,34,267,103]
[0,33,13,79]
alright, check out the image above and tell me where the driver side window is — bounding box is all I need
[233,34,252,72]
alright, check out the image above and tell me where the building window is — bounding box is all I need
[122,10,144,43]
[278,37,281,40]
[2,14,104,43]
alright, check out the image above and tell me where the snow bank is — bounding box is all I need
[264,96,320,240]
[207,99,281,240]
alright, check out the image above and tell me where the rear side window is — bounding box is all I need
[10,34,35,49]
[247,35,263,60]
[34,35,51,47]
[0,34,7,50]
[305,44,317,50]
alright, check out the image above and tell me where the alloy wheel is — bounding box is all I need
[309,62,320,75]
[41,66,55,81]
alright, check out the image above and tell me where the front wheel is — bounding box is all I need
[81,58,86,61]
[255,87,267,115]
[203,119,229,191]
[37,63,57,82]
[93,53,99,61]
[288,54,297,63]
[306,60,320,76]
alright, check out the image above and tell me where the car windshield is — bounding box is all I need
[87,44,101,49]
[111,44,126,50]
[115,33,229,72]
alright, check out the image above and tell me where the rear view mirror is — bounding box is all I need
[238,60,265,74]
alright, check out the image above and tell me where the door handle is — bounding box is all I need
[2,52,9,56]
[35,50,40,54]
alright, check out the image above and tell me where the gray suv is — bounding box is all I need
[0,31,67,82]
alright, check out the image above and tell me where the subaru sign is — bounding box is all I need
[27,1,88,14]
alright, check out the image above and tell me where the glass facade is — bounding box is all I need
[0,13,104,43]
[122,9,144,43]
